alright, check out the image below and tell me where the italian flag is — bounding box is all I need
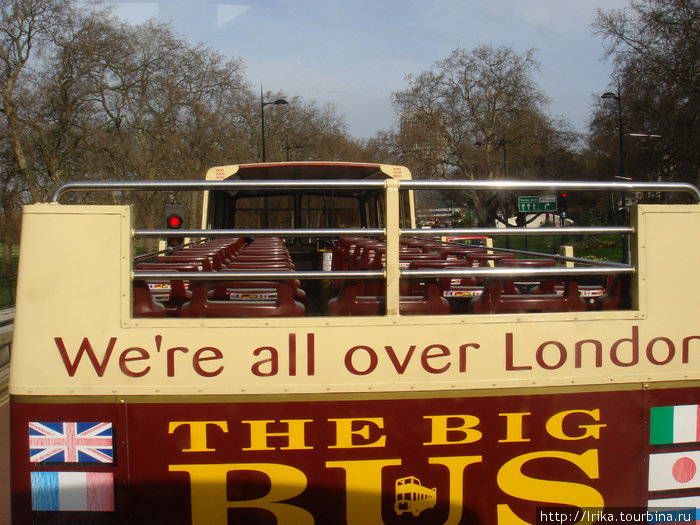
[650,405,700,445]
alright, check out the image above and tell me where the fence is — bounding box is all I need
[0,277,16,308]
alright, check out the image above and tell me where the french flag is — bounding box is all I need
[31,471,114,511]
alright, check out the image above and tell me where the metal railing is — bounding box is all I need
[49,178,700,286]
[51,178,700,202]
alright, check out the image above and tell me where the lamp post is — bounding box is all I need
[601,90,624,179]
[602,89,631,263]
[260,86,288,162]
[285,139,303,161]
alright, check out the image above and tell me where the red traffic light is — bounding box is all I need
[167,214,183,229]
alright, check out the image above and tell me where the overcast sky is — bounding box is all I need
[107,0,630,139]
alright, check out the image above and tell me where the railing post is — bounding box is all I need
[385,180,401,315]
[560,246,575,268]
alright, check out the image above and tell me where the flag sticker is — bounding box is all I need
[31,471,114,511]
[649,450,700,491]
[29,422,113,463]
[650,405,700,445]
[648,496,700,524]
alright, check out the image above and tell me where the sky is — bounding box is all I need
[107,0,630,139]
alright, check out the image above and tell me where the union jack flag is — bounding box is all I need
[29,422,113,463]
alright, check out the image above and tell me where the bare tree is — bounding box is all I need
[0,0,72,271]
[266,96,357,162]
[592,0,699,185]
[391,45,569,226]
[0,1,375,267]
[86,20,251,245]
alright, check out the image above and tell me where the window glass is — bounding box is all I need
[300,195,361,228]
[234,196,294,228]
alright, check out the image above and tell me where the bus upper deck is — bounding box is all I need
[48,161,699,321]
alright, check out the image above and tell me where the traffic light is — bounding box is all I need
[558,192,568,217]
[164,204,185,247]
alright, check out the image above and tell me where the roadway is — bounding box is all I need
[1,309,14,525]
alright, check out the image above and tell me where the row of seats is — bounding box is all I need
[133,237,628,318]
[327,237,626,315]
[134,238,306,318]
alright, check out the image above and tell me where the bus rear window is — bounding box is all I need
[300,195,362,228]
[234,195,294,228]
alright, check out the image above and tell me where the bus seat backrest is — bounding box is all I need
[132,280,166,318]
[180,280,305,318]
[134,263,198,315]
[328,281,450,316]
[466,253,516,267]
[172,249,226,270]
[157,255,214,272]
[406,259,479,291]
[592,274,630,310]
[471,279,587,314]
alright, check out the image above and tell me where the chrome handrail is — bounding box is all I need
[52,178,700,202]
[135,228,385,238]
[401,179,700,201]
[133,266,634,282]
[51,179,386,202]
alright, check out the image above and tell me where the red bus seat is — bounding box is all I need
[132,280,165,317]
[466,252,516,267]
[405,259,480,296]
[197,239,246,261]
[134,263,198,316]
[438,247,486,260]
[588,275,630,310]
[497,258,559,294]
[222,264,306,303]
[156,255,214,272]
[171,248,227,269]
[233,254,294,265]
[327,282,450,316]
[471,279,588,314]
[180,281,306,318]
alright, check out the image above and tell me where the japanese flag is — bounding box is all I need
[649,451,700,491]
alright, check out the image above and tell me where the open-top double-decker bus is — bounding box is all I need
[9,161,700,524]
[395,476,437,517]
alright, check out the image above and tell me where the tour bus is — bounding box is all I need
[9,161,700,524]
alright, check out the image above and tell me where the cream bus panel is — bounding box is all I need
[11,204,130,395]
[9,202,700,396]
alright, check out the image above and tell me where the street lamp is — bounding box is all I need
[285,139,303,161]
[261,86,288,162]
[601,90,624,179]
[628,133,661,138]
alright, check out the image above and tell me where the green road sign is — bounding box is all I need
[518,195,557,213]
